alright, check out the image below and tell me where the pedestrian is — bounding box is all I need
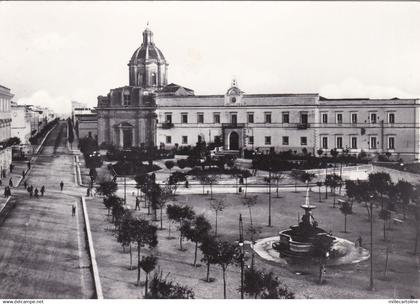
[60,181,64,191]
[40,186,45,196]
[24,181,27,189]
[22,170,25,178]
[0,179,2,187]
[4,186,8,198]
[9,164,14,173]
[9,178,13,188]
[357,235,363,248]
[27,161,31,170]
[135,196,140,210]
[185,180,189,188]
[72,205,76,216]
[2,169,6,178]
[86,187,90,197]
[29,186,33,198]
[34,188,39,199]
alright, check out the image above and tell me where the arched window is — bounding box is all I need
[151,72,157,86]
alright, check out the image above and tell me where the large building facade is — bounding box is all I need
[97,28,420,162]
[0,85,13,175]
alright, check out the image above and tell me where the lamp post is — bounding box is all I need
[369,194,374,291]
[123,155,127,205]
[239,214,244,299]
[268,165,272,227]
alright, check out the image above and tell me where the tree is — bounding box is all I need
[241,170,252,197]
[209,199,225,236]
[197,173,210,195]
[243,268,295,299]
[165,160,175,173]
[325,174,341,208]
[103,195,122,216]
[243,267,264,299]
[166,204,195,250]
[168,171,186,196]
[139,255,158,297]
[352,180,375,218]
[215,240,236,299]
[132,218,158,286]
[96,181,118,197]
[316,181,323,202]
[200,235,219,282]
[395,180,414,219]
[207,175,219,200]
[369,172,392,210]
[112,200,126,229]
[290,170,303,193]
[243,196,257,227]
[146,271,195,299]
[182,215,212,266]
[317,148,324,157]
[378,209,391,241]
[157,185,173,230]
[117,212,135,269]
[339,201,353,233]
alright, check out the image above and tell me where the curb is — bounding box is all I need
[81,196,104,299]
[0,196,12,217]
[74,155,88,188]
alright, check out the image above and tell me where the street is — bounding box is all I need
[0,121,94,298]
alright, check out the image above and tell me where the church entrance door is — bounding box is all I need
[229,131,239,150]
[123,129,133,148]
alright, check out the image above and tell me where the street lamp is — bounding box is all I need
[123,155,127,205]
[369,194,374,291]
[239,214,244,299]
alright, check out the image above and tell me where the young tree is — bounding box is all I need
[207,175,219,200]
[112,201,126,230]
[316,181,323,203]
[139,255,158,297]
[182,215,212,266]
[165,160,175,173]
[200,235,219,282]
[325,174,341,208]
[243,195,257,226]
[132,218,158,286]
[215,240,237,299]
[395,180,414,220]
[167,204,195,250]
[241,170,252,197]
[96,181,118,197]
[209,199,225,236]
[168,171,186,196]
[157,185,173,230]
[290,170,302,193]
[368,172,392,210]
[339,201,353,233]
[103,195,122,216]
[197,174,210,195]
[117,212,135,269]
[146,271,195,299]
[378,209,391,241]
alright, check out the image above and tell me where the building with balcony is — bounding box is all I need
[96,27,420,162]
[11,102,32,144]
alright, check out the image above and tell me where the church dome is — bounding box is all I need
[130,28,166,63]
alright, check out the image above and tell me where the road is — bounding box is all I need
[0,121,94,299]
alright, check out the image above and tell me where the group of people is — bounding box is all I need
[1,178,14,198]
[24,182,45,199]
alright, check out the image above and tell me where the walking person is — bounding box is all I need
[27,161,31,170]
[24,181,27,189]
[9,164,14,173]
[22,170,26,178]
[72,205,76,217]
[40,186,45,197]
[34,188,39,199]
[60,181,64,191]
[8,178,12,188]
[29,186,33,198]
[4,186,9,198]
[135,196,140,210]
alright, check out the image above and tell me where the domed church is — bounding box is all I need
[96,27,420,162]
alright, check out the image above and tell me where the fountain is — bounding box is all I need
[272,187,335,259]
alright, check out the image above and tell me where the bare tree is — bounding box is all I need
[209,199,225,236]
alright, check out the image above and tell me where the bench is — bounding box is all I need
[392,218,404,224]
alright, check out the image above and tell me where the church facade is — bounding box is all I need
[96,27,420,162]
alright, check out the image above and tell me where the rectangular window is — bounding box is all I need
[166,136,172,144]
[282,112,289,123]
[370,136,377,149]
[247,112,254,123]
[181,113,188,124]
[197,113,204,124]
[301,113,308,124]
[351,113,358,124]
[388,113,395,124]
[248,136,254,145]
[388,137,395,150]
[336,137,343,149]
[370,113,377,124]
[165,113,172,124]
[265,136,271,145]
[282,136,289,145]
[336,113,343,124]
[300,137,307,146]
[182,136,188,144]
[213,113,220,124]
[231,113,237,124]
[265,112,272,123]
[322,137,328,149]
[351,137,358,149]
[322,113,328,124]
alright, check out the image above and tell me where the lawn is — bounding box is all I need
[86,188,419,299]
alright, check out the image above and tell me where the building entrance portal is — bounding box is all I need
[229,131,239,150]
[123,129,133,148]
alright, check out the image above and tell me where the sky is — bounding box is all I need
[0,1,419,115]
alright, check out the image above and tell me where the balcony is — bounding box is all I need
[296,123,310,129]
[161,122,174,129]
[222,123,246,128]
